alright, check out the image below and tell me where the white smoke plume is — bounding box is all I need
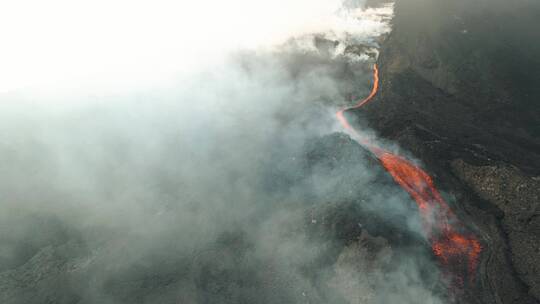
[0,1,447,303]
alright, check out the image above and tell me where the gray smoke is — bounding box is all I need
[0,7,446,304]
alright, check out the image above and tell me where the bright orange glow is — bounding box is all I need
[336,64,481,287]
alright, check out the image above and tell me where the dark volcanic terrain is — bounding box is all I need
[354,0,540,302]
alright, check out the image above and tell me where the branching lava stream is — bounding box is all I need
[336,64,481,288]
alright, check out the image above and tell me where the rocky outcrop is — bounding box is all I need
[451,160,540,300]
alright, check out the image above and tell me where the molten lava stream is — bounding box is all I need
[336,64,481,287]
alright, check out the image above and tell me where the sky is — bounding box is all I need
[0,0,392,94]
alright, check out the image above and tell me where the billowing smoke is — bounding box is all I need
[0,1,446,303]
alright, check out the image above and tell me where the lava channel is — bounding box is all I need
[336,64,482,288]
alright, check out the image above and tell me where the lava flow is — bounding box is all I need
[337,64,481,287]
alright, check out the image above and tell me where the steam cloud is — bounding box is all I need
[0,2,445,303]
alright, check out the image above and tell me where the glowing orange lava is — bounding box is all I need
[336,64,481,286]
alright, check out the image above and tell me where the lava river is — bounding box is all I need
[336,64,481,288]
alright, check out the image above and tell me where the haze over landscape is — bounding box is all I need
[0,1,539,304]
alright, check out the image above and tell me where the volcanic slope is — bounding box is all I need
[355,0,540,303]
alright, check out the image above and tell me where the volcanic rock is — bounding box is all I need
[354,0,540,302]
